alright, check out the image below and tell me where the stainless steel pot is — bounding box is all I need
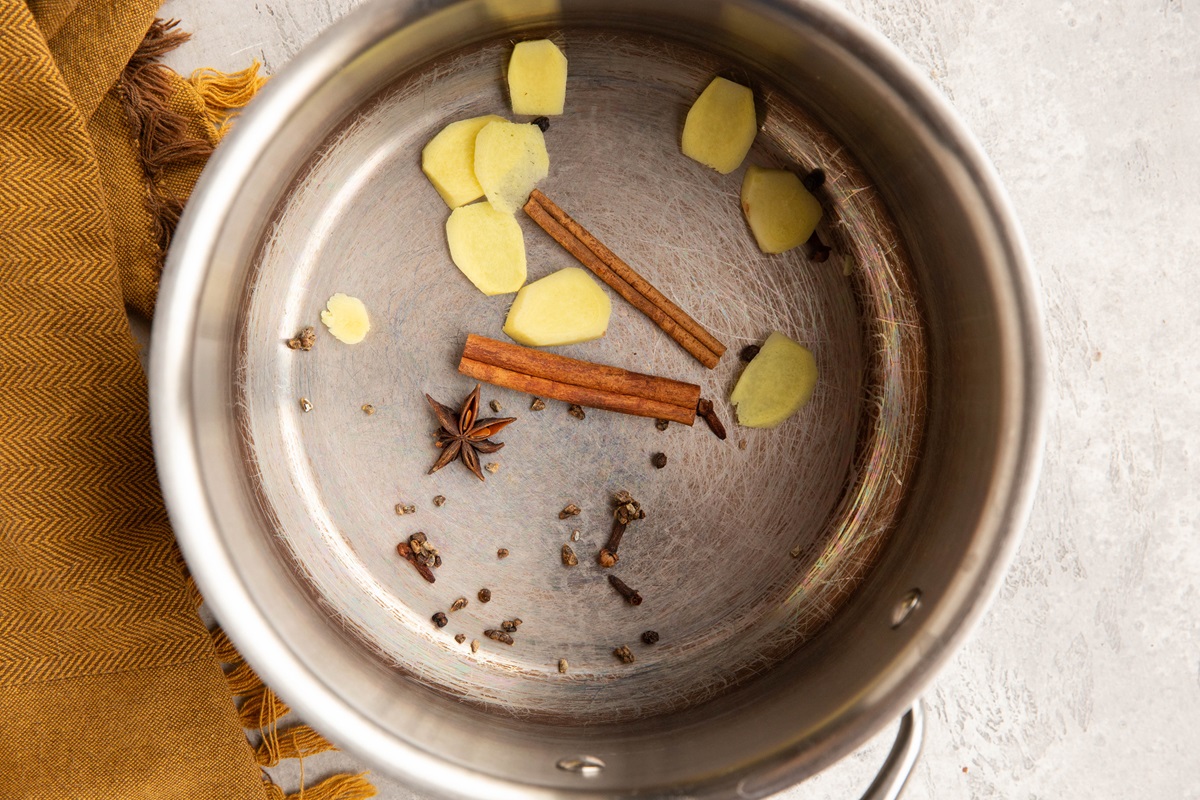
[150,0,1046,797]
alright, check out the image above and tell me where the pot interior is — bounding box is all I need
[240,27,923,726]
[160,1,1039,796]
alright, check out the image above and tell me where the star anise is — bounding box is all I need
[425,384,515,481]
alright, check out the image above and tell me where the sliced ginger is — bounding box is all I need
[422,114,506,208]
[730,331,817,428]
[507,40,568,116]
[474,120,550,214]
[502,267,611,346]
[681,77,757,174]
[446,201,527,295]
[740,165,823,254]
[320,293,370,344]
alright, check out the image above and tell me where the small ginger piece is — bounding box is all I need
[681,77,757,174]
[446,201,527,295]
[422,114,506,208]
[730,331,817,428]
[319,293,370,344]
[507,40,568,116]
[740,166,823,254]
[474,120,550,214]
[502,267,611,347]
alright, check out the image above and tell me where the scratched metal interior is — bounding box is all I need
[238,30,925,724]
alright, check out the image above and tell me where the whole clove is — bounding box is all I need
[608,574,643,606]
[561,544,579,566]
[599,491,644,567]
[485,629,514,645]
[696,398,727,441]
[432,612,448,628]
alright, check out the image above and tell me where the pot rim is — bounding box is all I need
[150,0,1047,796]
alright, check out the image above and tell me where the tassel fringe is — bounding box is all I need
[115,18,266,260]
[256,723,337,767]
[115,18,214,257]
[190,62,268,137]
[212,624,371,798]
[263,773,377,800]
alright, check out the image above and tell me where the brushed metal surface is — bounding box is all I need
[150,0,1045,797]
[244,28,919,724]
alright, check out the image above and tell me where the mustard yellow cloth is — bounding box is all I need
[0,3,373,797]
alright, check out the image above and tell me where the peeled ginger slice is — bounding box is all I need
[681,77,757,174]
[421,114,506,208]
[320,293,370,344]
[507,40,568,116]
[474,120,550,214]
[446,201,527,295]
[503,267,611,346]
[740,165,823,254]
[730,331,817,428]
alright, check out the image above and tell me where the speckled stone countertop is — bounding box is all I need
[159,0,1200,796]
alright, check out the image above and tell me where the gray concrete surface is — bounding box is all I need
[159,0,1200,797]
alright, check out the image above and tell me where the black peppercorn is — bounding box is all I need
[739,344,760,362]
[651,452,667,469]
[531,116,550,132]
[641,630,660,645]
[801,168,826,193]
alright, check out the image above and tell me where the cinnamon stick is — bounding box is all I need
[463,334,700,410]
[457,338,700,425]
[524,190,726,369]
[459,358,697,424]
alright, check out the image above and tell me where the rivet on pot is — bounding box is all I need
[890,588,922,629]
[555,755,606,776]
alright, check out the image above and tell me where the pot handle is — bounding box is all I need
[857,701,925,800]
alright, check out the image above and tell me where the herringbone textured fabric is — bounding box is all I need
[0,1,267,796]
